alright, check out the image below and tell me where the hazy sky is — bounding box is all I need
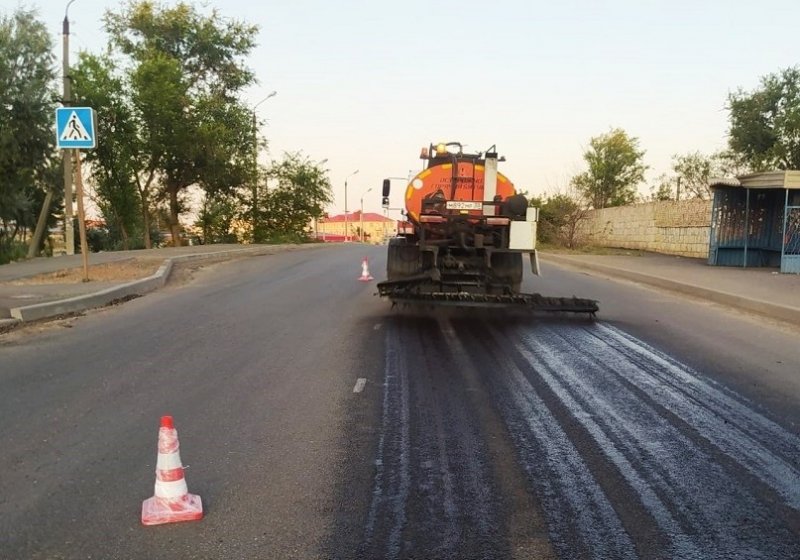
[25,0,800,217]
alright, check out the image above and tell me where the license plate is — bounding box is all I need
[446,201,482,210]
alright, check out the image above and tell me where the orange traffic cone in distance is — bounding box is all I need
[359,257,374,282]
[141,415,203,526]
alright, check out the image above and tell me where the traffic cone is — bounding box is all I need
[359,257,374,282]
[141,416,203,526]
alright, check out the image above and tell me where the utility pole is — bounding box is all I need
[63,1,76,255]
[27,2,76,258]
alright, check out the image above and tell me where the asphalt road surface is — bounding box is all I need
[2,245,798,559]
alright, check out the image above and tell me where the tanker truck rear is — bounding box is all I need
[376,142,598,313]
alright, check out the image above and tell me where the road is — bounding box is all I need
[1,245,798,559]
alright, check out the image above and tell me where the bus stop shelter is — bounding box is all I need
[708,171,800,273]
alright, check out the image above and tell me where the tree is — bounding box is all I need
[648,151,740,202]
[572,128,647,209]
[728,67,800,171]
[649,173,675,202]
[0,8,58,262]
[670,151,745,200]
[255,153,332,242]
[196,191,242,244]
[103,1,258,245]
[544,194,587,248]
[533,189,590,248]
[72,54,143,249]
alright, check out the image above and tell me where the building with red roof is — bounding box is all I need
[317,211,397,243]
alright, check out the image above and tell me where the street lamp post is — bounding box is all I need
[63,0,77,255]
[251,91,277,243]
[344,169,359,242]
[28,2,76,260]
[314,158,328,240]
[360,187,373,243]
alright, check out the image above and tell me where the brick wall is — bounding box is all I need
[578,199,712,258]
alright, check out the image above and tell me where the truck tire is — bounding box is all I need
[387,239,421,281]
[491,252,523,294]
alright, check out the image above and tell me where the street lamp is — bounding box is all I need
[360,187,373,243]
[314,158,328,240]
[63,0,77,255]
[251,91,277,242]
[344,169,359,242]
[27,0,79,259]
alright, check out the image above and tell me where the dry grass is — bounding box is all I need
[7,258,164,285]
[538,244,649,257]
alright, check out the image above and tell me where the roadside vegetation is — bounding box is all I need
[0,9,59,263]
[1,2,331,263]
[0,2,798,262]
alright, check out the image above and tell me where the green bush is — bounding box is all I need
[0,239,28,264]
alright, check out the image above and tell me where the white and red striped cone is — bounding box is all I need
[141,415,203,526]
[358,257,374,282]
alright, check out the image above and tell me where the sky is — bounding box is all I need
[21,0,800,219]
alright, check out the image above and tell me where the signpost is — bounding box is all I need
[56,107,96,281]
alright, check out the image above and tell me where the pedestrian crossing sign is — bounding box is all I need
[56,107,96,149]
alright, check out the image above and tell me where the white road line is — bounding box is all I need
[374,323,382,331]
[353,378,367,393]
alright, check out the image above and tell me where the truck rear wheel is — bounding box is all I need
[387,239,421,280]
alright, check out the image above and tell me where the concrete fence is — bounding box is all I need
[577,199,713,258]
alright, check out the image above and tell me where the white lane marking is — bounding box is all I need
[353,377,367,393]
[374,323,382,331]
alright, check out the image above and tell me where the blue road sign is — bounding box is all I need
[56,107,96,149]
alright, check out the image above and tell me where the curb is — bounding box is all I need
[0,317,20,329]
[541,253,800,327]
[7,245,306,323]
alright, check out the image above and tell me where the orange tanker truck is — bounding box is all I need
[376,141,598,313]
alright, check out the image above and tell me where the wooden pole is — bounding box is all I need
[73,151,90,282]
[27,189,55,258]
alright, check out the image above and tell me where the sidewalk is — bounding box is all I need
[0,244,324,326]
[2,247,799,329]
[541,252,800,326]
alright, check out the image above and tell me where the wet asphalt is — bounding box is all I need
[1,244,798,559]
[331,311,800,560]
